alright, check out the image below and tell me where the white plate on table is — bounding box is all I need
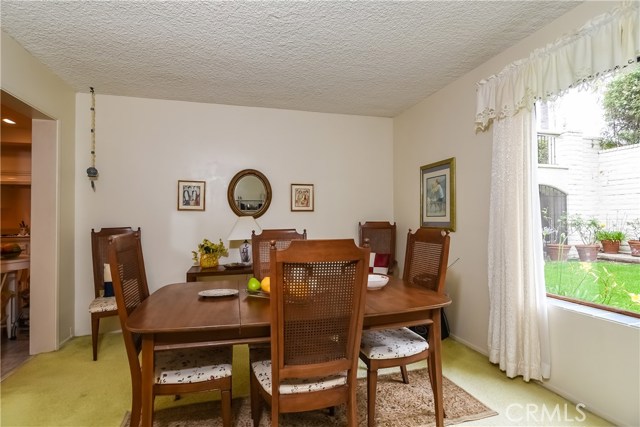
[198,289,239,298]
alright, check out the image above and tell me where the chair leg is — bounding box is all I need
[91,315,99,361]
[221,389,232,427]
[249,371,262,427]
[346,383,358,427]
[400,365,410,384]
[367,369,378,427]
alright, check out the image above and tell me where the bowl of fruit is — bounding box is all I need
[1,243,23,259]
[246,276,270,299]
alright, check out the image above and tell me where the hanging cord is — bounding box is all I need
[86,87,99,190]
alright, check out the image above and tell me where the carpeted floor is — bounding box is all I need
[120,369,496,427]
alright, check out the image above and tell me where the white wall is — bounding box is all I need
[393,2,639,426]
[73,94,394,335]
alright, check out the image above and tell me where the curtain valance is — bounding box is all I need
[476,2,640,131]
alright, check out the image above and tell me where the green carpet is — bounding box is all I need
[0,334,251,427]
[1,334,614,427]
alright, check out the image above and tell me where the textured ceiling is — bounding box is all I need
[1,1,582,117]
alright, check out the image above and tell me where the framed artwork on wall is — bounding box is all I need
[178,180,206,211]
[291,184,314,212]
[420,158,455,231]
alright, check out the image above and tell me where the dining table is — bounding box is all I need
[126,275,451,427]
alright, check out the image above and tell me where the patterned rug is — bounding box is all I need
[120,369,497,426]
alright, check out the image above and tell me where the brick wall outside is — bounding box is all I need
[538,133,640,251]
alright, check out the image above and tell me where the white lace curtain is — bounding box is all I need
[478,2,639,381]
[476,2,639,131]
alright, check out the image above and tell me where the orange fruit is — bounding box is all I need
[261,276,271,293]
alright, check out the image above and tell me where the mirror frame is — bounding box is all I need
[227,169,272,218]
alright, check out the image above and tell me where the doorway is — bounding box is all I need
[1,91,58,364]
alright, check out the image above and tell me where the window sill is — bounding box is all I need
[547,297,640,328]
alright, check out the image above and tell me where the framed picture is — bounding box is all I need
[291,184,314,212]
[420,158,455,231]
[178,180,206,211]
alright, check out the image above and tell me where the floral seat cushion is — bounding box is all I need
[155,346,232,384]
[251,357,347,395]
[360,327,428,359]
[88,296,117,313]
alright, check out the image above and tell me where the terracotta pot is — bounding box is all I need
[600,240,620,254]
[546,244,571,261]
[628,240,640,257]
[574,244,599,262]
[199,253,219,268]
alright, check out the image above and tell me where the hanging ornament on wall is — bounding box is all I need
[87,87,99,190]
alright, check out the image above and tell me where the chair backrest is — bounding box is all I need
[402,228,451,294]
[91,227,139,298]
[107,231,150,382]
[268,239,369,393]
[359,221,397,274]
[251,228,307,280]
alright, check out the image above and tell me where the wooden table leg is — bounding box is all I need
[140,335,155,427]
[428,308,444,427]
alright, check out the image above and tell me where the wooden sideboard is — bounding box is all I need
[186,264,253,282]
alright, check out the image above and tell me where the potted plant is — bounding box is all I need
[568,214,602,262]
[192,238,229,268]
[596,229,626,254]
[542,210,571,261]
[627,219,640,257]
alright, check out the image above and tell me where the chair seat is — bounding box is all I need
[88,296,117,313]
[155,346,232,385]
[360,327,428,360]
[251,358,347,395]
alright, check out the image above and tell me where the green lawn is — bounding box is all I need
[545,260,640,314]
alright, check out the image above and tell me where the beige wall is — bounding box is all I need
[3,3,639,424]
[1,31,76,352]
[393,2,639,426]
[73,94,394,335]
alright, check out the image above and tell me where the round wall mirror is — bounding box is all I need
[227,169,272,218]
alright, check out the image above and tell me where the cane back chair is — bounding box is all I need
[88,226,139,360]
[249,239,370,427]
[359,228,450,427]
[358,221,397,275]
[251,228,307,280]
[108,232,233,427]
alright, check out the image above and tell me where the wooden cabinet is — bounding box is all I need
[186,265,253,283]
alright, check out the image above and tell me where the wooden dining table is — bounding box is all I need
[126,275,451,427]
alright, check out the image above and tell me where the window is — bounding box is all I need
[536,67,640,318]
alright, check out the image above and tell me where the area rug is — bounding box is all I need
[120,369,497,426]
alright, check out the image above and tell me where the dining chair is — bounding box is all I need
[358,221,397,275]
[251,228,307,280]
[359,227,450,427]
[88,226,139,361]
[249,239,370,427]
[108,232,233,427]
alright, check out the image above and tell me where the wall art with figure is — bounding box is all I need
[420,158,455,231]
[178,180,206,211]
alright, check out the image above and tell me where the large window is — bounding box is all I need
[537,67,640,317]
